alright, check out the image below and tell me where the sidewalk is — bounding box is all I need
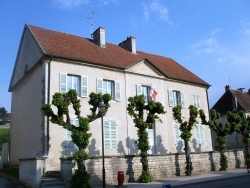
[94,168,250,188]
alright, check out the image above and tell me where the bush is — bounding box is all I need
[0,167,19,179]
[71,170,91,188]
[138,170,153,183]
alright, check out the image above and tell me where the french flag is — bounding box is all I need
[150,87,158,100]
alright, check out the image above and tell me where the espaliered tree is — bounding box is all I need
[127,95,165,183]
[172,105,199,176]
[199,109,235,171]
[41,90,111,187]
[227,110,250,172]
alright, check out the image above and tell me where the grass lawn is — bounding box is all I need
[0,128,10,151]
[0,167,19,179]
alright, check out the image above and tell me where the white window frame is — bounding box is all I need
[59,73,88,98]
[136,84,153,103]
[96,78,121,101]
[104,120,117,150]
[168,90,185,107]
[195,124,206,148]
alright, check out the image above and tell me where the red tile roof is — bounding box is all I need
[27,24,209,87]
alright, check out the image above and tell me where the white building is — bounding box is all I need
[9,24,212,170]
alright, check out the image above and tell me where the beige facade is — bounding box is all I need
[9,25,212,171]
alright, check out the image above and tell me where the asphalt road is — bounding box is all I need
[177,175,250,188]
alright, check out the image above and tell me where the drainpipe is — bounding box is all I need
[42,57,52,157]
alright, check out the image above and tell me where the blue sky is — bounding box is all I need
[1,0,250,112]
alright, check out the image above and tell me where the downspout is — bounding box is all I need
[42,57,52,157]
[124,72,130,154]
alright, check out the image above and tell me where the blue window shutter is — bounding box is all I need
[81,76,88,98]
[60,73,67,93]
[136,84,142,95]
[97,78,103,94]
[181,91,185,107]
[168,90,174,107]
[115,81,121,101]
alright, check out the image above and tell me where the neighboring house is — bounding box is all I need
[211,85,250,150]
[9,24,212,171]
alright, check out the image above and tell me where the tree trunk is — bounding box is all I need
[244,145,250,173]
[184,141,192,176]
[141,151,149,172]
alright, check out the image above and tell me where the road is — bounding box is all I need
[0,176,25,188]
[177,175,250,188]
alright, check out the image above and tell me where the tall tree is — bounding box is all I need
[172,105,199,176]
[0,107,8,125]
[199,109,235,171]
[127,95,165,183]
[227,110,250,172]
[41,90,111,187]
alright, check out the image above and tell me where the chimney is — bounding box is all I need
[237,88,245,92]
[119,36,136,54]
[93,27,105,48]
[225,85,230,92]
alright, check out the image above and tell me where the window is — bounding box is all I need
[175,124,184,148]
[104,120,117,150]
[195,125,205,147]
[136,84,152,103]
[96,78,121,101]
[60,73,88,97]
[193,94,201,108]
[168,90,185,107]
[103,80,115,98]
[65,118,79,150]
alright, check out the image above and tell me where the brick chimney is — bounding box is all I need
[225,85,230,92]
[119,36,136,54]
[93,27,105,48]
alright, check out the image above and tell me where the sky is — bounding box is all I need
[1,0,250,112]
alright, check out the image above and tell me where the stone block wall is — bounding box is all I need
[60,150,245,186]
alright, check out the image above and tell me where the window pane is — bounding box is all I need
[141,86,149,103]
[67,75,80,96]
[103,80,114,99]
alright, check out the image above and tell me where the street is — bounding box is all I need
[176,175,250,188]
[0,176,25,188]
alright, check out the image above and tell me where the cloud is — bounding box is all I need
[210,28,221,36]
[190,36,225,55]
[240,19,250,35]
[143,0,171,23]
[52,0,89,9]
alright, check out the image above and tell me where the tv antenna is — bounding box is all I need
[86,11,95,39]
[228,77,231,87]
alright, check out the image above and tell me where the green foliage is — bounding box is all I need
[138,170,153,183]
[127,95,165,182]
[73,151,89,163]
[71,170,91,188]
[172,105,199,176]
[227,111,250,171]
[0,128,10,151]
[199,109,236,171]
[0,107,8,125]
[41,89,111,186]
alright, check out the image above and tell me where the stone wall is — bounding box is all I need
[61,150,245,186]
